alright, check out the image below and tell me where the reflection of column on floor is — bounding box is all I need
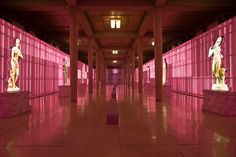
[153,7,163,101]
[69,7,78,102]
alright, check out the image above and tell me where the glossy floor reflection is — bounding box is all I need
[0,85,236,157]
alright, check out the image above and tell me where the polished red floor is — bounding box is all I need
[0,85,236,157]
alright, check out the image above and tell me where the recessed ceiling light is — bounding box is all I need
[116,19,121,29]
[110,19,121,29]
[112,50,118,54]
[152,41,155,46]
[113,60,117,63]
[110,19,116,29]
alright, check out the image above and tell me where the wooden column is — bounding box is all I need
[70,7,78,102]
[88,38,93,93]
[153,7,163,101]
[131,50,135,90]
[96,50,100,89]
[137,37,143,93]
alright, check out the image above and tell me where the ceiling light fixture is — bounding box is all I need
[110,19,121,29]
[112,50,118,54]
[113,60,117,63]
[152,41,155,46]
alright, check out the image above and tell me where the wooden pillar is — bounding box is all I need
[138,37,143,93]
[96,50,100,89]
[70,7,78,102]
[100,56,104,86]
[88,38,93,93]
[131,50,135,90]
[153,7,163,101]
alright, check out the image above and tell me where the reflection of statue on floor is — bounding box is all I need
[8,39,23,92]
[63,58,68,85]
[208,36,228,91]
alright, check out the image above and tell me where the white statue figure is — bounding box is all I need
[208,36,228,91]
[147,66,150,83]
[63,58,68,85]
[162,58,167,85]
[7,38,23,92]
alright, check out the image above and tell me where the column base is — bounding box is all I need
[0,91,30,117]
[203,90,236,116]
[162,84,171,97]
[59,85,71,97]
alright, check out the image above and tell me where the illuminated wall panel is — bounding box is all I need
[0,18,88,96]
[139,17,236,96]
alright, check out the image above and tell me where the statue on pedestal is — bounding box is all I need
[162,58,167,85]
[208,36,228,91]
[7,39,23,92]
[63,58,68,85]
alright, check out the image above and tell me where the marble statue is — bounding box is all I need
[7,38,23,92]
[63,58,68,85]
[162,58,167,85]
[208,36,228,91]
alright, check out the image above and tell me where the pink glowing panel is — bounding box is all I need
[0,18,88,96]
[107,68,124,84]
[141,17,236,96]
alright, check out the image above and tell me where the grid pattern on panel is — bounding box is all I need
[138,16,236,96]
[0,18,89,96]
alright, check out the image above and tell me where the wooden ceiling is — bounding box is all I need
[1,0,236,68]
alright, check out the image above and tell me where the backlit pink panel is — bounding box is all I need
[140,16,236,96]
[0,18,88,96]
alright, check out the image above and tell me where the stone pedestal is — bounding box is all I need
[162,84,171,97]
[59,85,71,97]
[203,90,236,116]
[0,91,30,117]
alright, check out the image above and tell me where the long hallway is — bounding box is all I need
[0,86,236,157]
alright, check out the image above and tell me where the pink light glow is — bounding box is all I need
[0,18,89,96]
[138,17,236,96]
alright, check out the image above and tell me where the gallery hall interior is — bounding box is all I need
[1,0,236,156]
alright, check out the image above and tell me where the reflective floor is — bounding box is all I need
[0,85,236,157]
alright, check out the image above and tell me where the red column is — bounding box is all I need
[131,50,135,90]
[96,50,100,89]
[138,37,143,93]
[70,7,78,102]
[88,38,93,93]
[153,7,163,101]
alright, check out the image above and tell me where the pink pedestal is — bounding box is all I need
[163,85,171,97]
[59,85,71,97]
[203,90,236,116]
[0,91,30,117]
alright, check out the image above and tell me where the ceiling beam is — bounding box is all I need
[166,0,236,7]
[155,0,167,6]
[138,11,152,36]
[78,10,93,37]
[64,0,77,6]
[79,6,152,12]
[101,46,130,51]
[94,32,137,39]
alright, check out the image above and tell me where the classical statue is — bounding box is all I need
[208,36,228,91]
[63,58,69,85]
[162,58,167,85]
[7,38,23,92]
